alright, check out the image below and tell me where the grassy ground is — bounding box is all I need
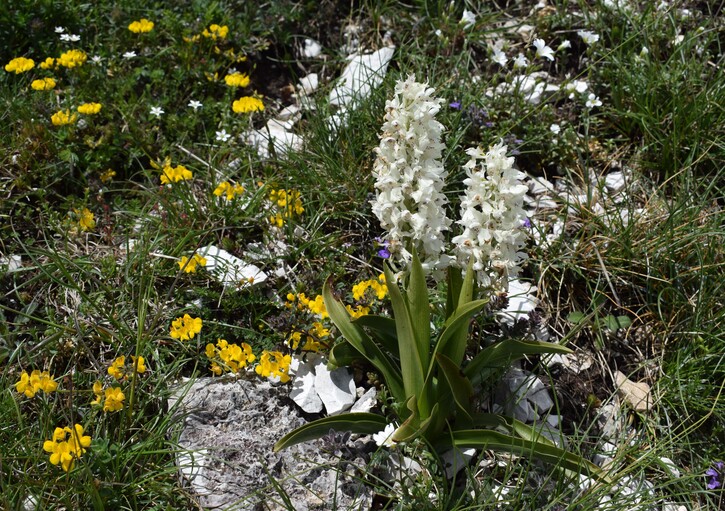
[1,0,724,509]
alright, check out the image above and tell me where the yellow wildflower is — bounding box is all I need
[74,207,95,231]
[99,169,116,183]
[160,164,193,184]
[15,370,57,398]
[255,350,292,383]
[39,57,56,69]
[213,181,245,201]
[170,314,203,341]
[202,24,229,40]
[131,355,146,374]
[108,356,126,380]
[346,304,370,319]
[224,72,250,88]
[91,381,103,406]
[31,77,56,91]
[43,424,91,472]
[51,109,77,126]
[5,57,34,74]
[77,102,102,115]
[232,96,264,113]
[57,49,87,68]
[177,253,207,273]
[103,387,125,412]
[128,19,154,33]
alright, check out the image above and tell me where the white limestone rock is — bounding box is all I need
[314,363,356,415]
[198,245,268,289]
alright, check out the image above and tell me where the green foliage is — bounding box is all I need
[276,250,601,480]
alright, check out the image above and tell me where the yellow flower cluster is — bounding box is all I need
[5,57,35,73]
[31,77,56,91]
[51,109,77,126]
[232,96,264,114]
[39,57,56,69]
[205,339,256,375]
[213,181,245,201]
[345,304,371,319]
[77,102,102,115]
[43,424,91,472]
[286,292,329,319]
[57,49,87,68]
[128,18,154,33]
[178,253,207,273]
[267,188,304,228]
[255,350,292,383]
[91,382,125,412]
[160,164,193,184]
[203,23,229,40]
[15,370,58,398]
[352,274,388,301]
[170,314,203,341]
[74,207,95,231]
[99,169,116,183]
[107,355,146,381]
[288,321,329,352]
[224,72,250,88]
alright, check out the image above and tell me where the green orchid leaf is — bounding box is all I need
[328,339,364,368]
[352,315,399,358]
[435,353,473,423]
[274,413,388,452]
[391,395,421,442]
[470,413,556,447]
[434,299,488,367]
[323,278,405,401]
[408,249,431,370]
[384,262,427,415]
[465,339,572,389]
[393,398,439,443]
[449,429,604,480]
[446,266,463,319]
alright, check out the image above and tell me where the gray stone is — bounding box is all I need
[170,377,373,510]
[495,367,554,422]
[315,364,356,416]
[289,354,324,413]
[350,387,377,413]
[440,447,477,478]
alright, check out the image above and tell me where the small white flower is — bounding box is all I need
[513,53,529,69]
[585,93,602,109]
[673,34,684,46]
[435,29,443,38]
[492,48,508,67]
[60,34,70,41]
[557,40,571,51]
[188,100,203,111]
[565,79,588,98]
[550,123,561,134]
[150,106,164,117]
[577,30,600,45]
[91,55,103,64]
[372,424,397,448]
[460,9,476,30]
[122,51,137,59]
[533,38,555,61]
[55,26,65,33]
[215,129,231,142]
[640,46,649,56]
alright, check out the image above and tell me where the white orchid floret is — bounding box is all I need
[371,75,452,274]
[452,142,528,291]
